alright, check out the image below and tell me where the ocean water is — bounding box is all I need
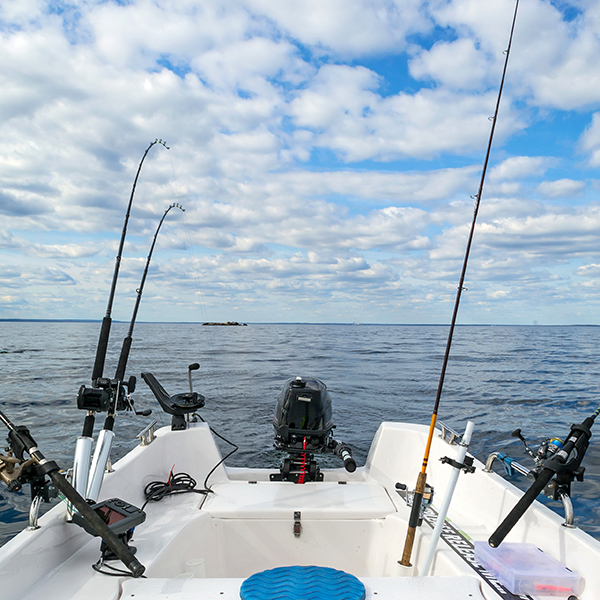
[1,321,599,546]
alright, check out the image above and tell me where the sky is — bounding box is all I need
[1,0,600,325]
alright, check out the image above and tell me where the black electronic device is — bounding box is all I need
[72,498,146,537]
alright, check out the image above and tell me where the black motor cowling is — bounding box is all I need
[273,377,333,454]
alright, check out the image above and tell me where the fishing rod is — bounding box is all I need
[399,0,521,567]
[92,139,170,384]
[73,139,169,498]
[489,405,600,547]
[86,203,185,502]
[0,410,145,577]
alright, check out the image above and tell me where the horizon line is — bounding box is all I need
[1,318,598,327]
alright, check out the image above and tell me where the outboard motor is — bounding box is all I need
[271,377,355,483]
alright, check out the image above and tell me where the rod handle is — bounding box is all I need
[49,470,145,577]
[399,471,427,566]
[92,317,112,381]
[115,336,133,381]
[488,466,554,547]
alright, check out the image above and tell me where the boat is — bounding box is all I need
[0,370,598,599]
[1,4,600,599]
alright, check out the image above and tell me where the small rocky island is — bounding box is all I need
[202,321,247,326]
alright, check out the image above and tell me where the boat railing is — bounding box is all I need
[484,451,574,527]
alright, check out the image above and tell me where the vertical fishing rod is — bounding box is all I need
[73,139,169,499]
[86,203,185,502]
[399,0,521,567]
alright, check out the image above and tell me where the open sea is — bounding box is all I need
[1,321,599,547]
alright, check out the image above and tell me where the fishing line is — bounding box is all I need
[400,0,521,567]
[164,144,211,325]
[164,148,239,476]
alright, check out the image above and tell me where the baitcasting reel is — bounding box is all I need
[271,377,356,483]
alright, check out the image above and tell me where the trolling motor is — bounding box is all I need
[489,405,599,547]
[270,377,356,483]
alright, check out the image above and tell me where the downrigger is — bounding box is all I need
[271,377,355,483]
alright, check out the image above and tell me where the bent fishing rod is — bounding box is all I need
[73,139,169,498]
[86,203,185,502]
[399,0,521,567]
[92,139,170,384]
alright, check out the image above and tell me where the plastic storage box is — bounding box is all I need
[474,541,582,597]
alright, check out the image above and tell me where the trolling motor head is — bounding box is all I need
[272,377,355,483]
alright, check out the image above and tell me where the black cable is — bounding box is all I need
[193,414,239,491]
[92,561,147,578]
[142,471,210,510]
[139,417,238,509]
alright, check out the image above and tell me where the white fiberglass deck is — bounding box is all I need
[0,421,598,600]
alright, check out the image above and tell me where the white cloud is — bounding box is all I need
[580,112,600,167]
[576,264,600,278]
[536,179,585,198]
[290,65,525,160]
[246,0,427,56]
[409,38,489,90]
[1,0,600,323]
[489,156,549,181]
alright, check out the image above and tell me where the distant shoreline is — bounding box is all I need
[0,319,598,327]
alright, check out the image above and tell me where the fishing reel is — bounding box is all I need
[0,425,58,502]
[510,428,584,501]
[394,481,435,526]
[485,424,588,528]
[77,375,150,416]
[271,377,356,483]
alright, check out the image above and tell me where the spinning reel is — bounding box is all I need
[510,428,582,503]
[271,377,355,483]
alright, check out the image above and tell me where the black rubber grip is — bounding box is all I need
[488,466,554,547]
[408,491,423,529]
[344,456,357,473]
[92,317,112,381]
[49,470,145,577]
[82,414,95,438]
[115,336,133,381]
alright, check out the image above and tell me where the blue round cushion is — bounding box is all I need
[240,565,365,600]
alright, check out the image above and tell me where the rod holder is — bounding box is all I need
[86,429,115,502]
